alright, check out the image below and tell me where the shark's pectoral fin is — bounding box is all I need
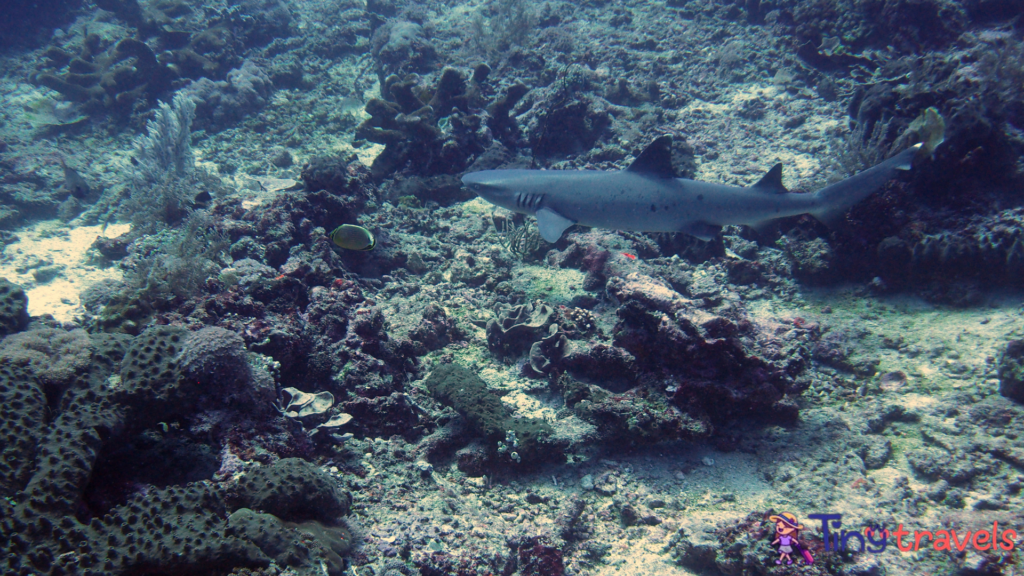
[535,208,576,242]
[680,221,721,242]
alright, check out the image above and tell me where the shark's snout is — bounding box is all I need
[460,171,485,186]
[461,171,495,192]
[461,171,506,204]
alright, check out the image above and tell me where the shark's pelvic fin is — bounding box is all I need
[536,207,576,242]
[626,135,676,178]
[751,163,789,194]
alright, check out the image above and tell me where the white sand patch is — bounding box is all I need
[462,197,497,215]
[0,220,131,322]
[680,97,730,117]
[729,83,780,105]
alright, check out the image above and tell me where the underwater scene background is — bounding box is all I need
[1,0,1024,575]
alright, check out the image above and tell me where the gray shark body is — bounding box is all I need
[462,136,920,242]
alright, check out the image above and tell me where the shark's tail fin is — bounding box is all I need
[809,143,921,225]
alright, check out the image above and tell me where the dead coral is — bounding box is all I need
[34,28,226,115]
[355,68,490,177]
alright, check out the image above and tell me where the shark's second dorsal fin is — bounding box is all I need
[751,163,788,194]
[627,135,676,178]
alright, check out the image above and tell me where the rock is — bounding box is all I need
[554,494,585,539]
[925,480,949,501]
[862,437,892,469]
[620,504,639,526]
[998,339,1024,403]
[92,233,131,260]
[177,327,251,387]
[593,471,617,495]
[270,147,294,168]
[0,279,29,336]
[455,441,489,477]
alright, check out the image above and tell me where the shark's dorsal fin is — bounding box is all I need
[536,207,575,242]
[627,135,676,178]
[751,163,788,194]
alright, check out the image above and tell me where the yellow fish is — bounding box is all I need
[330,224,375,251]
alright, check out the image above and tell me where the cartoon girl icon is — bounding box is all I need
[769,512,814,565]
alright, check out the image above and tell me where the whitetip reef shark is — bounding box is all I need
[462,136,921,242]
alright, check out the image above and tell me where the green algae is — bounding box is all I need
[514,264,587,307]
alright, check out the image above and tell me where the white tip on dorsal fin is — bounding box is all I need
[535,207,575,243]
[626,135,676,178]
[751,163,788,194]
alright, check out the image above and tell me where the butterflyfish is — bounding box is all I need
[330,224,375,251]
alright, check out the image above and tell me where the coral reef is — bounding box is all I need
[354,66,516,179]
[119,91,197,234]
[35,34,182,114]
[184,60,273,130]
[0,361,47,497]
[608,273,804,424]
[486,301,557,357]
[177,326,275,407]
[32,0,291,116]
[528,324,569,375]
[0,320,355,576]
[233,458,352,524]
[370,21,437,81]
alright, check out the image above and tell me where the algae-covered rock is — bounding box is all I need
[426,364,511,438]
[0,279,29,336]
[424,363,557,466]
[998,339,1024,403]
